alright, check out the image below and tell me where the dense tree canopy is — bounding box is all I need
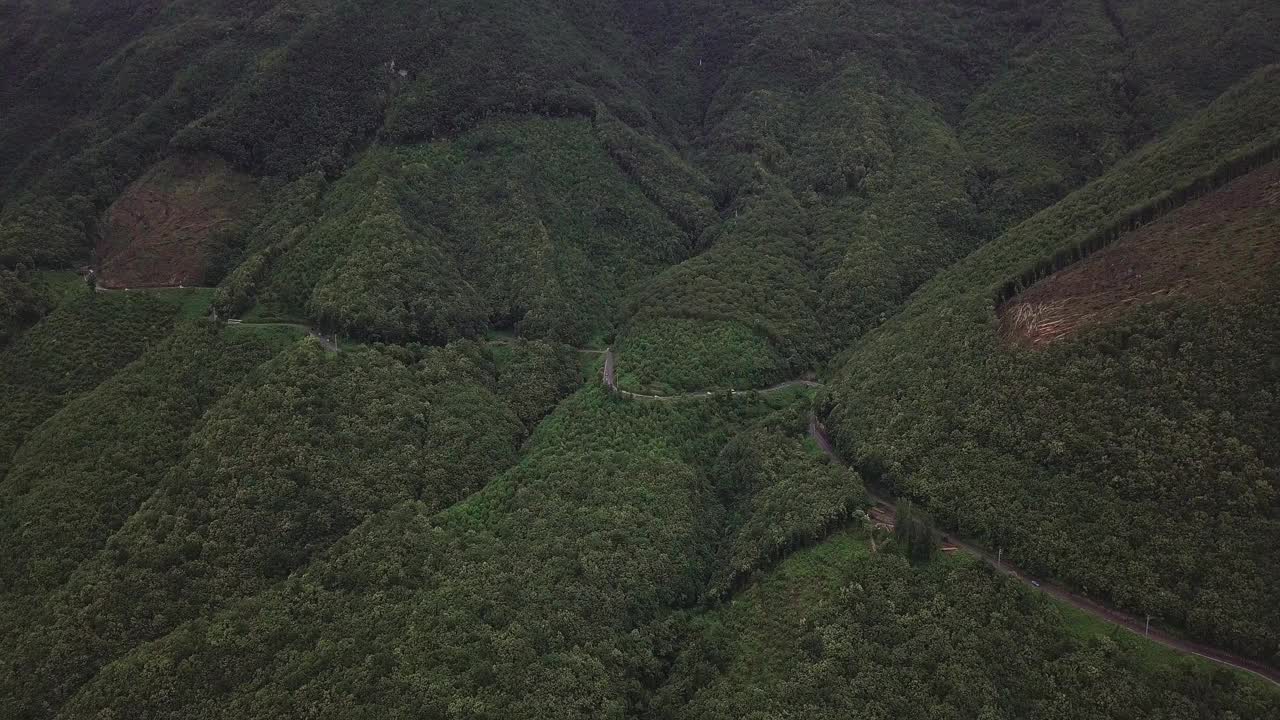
[652,534,1280,720]
[824,66,1280,663]
[1,0,1279,715]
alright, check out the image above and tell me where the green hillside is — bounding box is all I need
[653,533,1278,719]
[823,66,1280,662]
[2,0,1279,716]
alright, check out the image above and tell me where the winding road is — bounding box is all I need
[86,282,1280,687]
[806,416,1280,689]
[599,348,1280,686]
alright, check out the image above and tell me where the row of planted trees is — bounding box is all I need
[995,138,1280,306]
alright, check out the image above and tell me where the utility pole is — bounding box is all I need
[997,547,1001,567]
[1145,615,1151,636]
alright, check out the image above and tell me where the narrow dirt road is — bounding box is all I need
[87,283,1280,686]
[808,416,1280,688]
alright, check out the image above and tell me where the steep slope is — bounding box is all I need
[998,159,1280,346]
[219,118,693,346]
[613,0,1280,389]
[0,339,578,717]
[95,154,261,288]
[0,0,320,266]
[822,65,1280,664]
[0,323,291,600]
[4,0,1277,371]
[46,390,782,718]
[0,290,180,477]
[651,533,1280,719]
[616,0,1028,388]
[0,0,676,274]
[1,0,1280,715]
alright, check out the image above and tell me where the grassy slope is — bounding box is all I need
[824,65,1280,662]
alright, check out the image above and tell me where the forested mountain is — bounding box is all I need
[2,0,1279,717]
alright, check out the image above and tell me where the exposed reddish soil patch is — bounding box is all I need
[96,154,259,288]
[999,160,1280,347]
[869,505,895,531]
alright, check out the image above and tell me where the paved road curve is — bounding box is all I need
[85,288,1280,686]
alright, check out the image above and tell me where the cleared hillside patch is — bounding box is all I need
[999,159,1280,347]
[826,67,1280,665]
[95,154,261,288]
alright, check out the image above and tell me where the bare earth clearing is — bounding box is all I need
[999,160,1280,347]
[96,155,260,289]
